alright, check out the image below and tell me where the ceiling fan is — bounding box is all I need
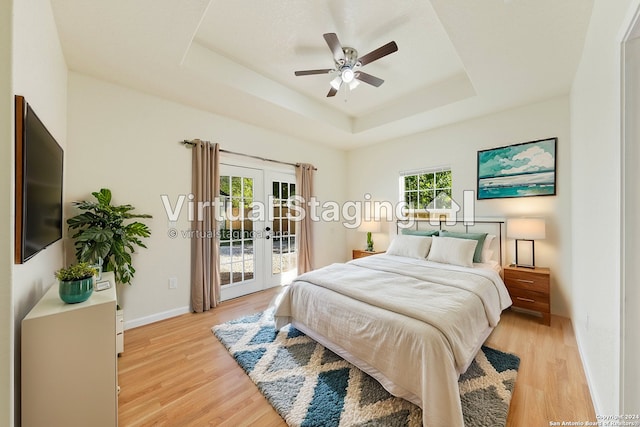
[294,33,398,97]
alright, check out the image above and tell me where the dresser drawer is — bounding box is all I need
[116,310,124,334]
[116,309,124,355]
[507,286,550,313]
[504,269,549,293]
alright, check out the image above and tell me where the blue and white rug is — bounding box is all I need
[213,311,520,427]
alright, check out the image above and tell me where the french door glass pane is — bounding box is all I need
[219,175,255,286]
[220,242,231,285]
[271,179,297,276]
[220,176,230,196]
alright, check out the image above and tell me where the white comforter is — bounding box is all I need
[273,254,511,427]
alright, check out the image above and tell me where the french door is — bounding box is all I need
[266,171,298,287]
[219,165,297,301]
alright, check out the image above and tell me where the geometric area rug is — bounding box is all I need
[213,310,520,427]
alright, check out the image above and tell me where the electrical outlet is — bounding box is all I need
[169,277,178,289]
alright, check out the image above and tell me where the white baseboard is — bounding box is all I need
[123,306,191,330]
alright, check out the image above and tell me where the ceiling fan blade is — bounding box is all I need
[357,41,398,67]
[294,69,333,76]
[327,87,338,97]
[355,72,384,87]
[323,33,345,62]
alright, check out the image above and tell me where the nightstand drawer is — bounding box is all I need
[507,286,550,313]
[504,269,549,293]
[503,265,551,326]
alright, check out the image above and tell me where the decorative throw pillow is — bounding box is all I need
[481,234,496,262]
[438,231,487,263]
[386,235,432,259]
[427,236,477,267]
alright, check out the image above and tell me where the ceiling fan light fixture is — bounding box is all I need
[341,68,355,83]
[349,79,360,90]
[330,76,342,90]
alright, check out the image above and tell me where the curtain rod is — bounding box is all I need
[180,140,317,170]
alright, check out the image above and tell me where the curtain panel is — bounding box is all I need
[191,140,221,312]
[296,163,315,274]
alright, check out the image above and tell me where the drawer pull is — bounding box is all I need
[515,279,535,284]
[516,296,536,303]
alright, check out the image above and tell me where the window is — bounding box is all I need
[400,167,452,215]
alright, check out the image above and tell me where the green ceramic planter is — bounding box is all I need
[59,277,94,304]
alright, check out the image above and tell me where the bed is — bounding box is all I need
[272,222,512,427]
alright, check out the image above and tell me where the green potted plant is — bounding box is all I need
[55,262,97,304]
[67,188,152,286]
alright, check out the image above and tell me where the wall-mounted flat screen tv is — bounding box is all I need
[15,95,64,263]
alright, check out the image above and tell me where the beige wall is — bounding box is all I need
[66,72,348,326]
[347,96,572,317]
[12,0,69,316]
[10,0,68,424]
[570,0,640,414]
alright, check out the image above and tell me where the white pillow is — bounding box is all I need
[481,234,496,262]
[481,249,495,263]
[427,236,477,267]
[386,235,432,259]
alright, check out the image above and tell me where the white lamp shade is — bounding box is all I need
[358,221,380,233]
[330,76,342,90]
[506,218,546,240]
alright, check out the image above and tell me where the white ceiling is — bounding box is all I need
[50,0,593,150]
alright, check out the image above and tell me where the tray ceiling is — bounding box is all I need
[51,0,593,149]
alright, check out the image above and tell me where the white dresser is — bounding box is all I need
[22,272,118,427]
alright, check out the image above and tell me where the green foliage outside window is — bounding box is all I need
[220,176,254,209]
[403,170,452,210]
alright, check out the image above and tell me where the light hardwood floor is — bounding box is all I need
[118,287,596,426]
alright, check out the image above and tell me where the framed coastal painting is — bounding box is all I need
[477,137,557,200]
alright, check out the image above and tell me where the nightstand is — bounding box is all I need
[352,249,384,259]
[503,265,551,326]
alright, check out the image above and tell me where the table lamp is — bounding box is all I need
[506,218,546,268]
[358,221,380,252]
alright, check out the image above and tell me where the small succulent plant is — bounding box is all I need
[54,262,97,282]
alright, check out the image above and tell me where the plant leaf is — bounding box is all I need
[93,188,112,206]
[66,188,151,285]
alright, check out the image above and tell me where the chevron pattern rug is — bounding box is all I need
[213,311,520,427]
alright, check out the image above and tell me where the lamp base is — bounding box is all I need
[514,263,536,269]
[514,239,536,268]
[365,231,374,252]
